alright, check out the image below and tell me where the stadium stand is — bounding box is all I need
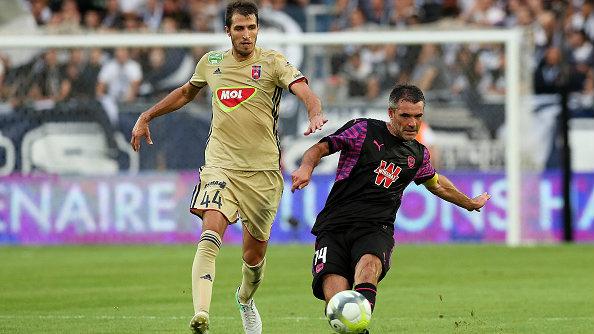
[0,0,593,174]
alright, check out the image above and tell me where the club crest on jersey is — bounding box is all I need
[215,87,257,112]
[408,156,415,168]
[373,160,402,188]
[251,65,261,80]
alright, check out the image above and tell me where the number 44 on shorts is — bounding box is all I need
[200,190,223,209]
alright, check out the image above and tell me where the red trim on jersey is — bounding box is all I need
[288,77,308,94]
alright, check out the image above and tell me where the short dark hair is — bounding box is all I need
[225,1,259,28]
[388,84,425,110]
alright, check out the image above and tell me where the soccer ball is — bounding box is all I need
[326,290,372,334]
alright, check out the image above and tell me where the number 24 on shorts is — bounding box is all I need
[200,190,223,209]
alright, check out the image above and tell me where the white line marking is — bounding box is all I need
[0,315,327,321]
[1,315,592,321]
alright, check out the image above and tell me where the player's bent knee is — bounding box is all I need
[242,232,268,265]
[243,251,265,266]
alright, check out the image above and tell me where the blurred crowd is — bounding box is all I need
[0,0,593,115]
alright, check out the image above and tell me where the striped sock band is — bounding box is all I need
[199,230,222,249]
[354,283,377,312]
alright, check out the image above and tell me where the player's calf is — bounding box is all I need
[192,230,222,314]
[238,257,266,304]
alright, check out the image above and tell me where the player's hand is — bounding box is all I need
[467,192,491,211]
[304,113,328,136]
[291,165,313,192]
[130,114,153,152]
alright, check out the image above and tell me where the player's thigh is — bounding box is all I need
[350,226,395,283]
[201,210,229,237]
[311,232,352,301]
[232,170,283,241]
[190,166,240,224]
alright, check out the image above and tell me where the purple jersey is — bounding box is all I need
[312,118,436,234]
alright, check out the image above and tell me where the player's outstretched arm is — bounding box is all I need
[290,81,328,136]
[130,82,201,151]
[424,174,491,211]
[291,142,330,192]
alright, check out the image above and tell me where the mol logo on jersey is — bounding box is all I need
[215,87,257,112]
[373,160,402,188]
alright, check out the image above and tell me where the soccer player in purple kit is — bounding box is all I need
[291,84,490,332]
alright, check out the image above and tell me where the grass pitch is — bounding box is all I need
[1,244,593,333]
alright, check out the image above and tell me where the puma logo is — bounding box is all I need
[200,274,213,282]
[373,140,384,151]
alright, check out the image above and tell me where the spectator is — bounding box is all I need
[566,1,594,41]
[162,0,191,30]
[576,69,594,110]
[534,47,563,94]
[28,49,64,107]
[190,13,212,32]
[58,0,82,33]
[160,15,180,33]
[534,11,564,61]
[505,1,535,27]
[141,47,168,97]
[567,29,594,66]
[60,49,99,100]
[476,45,506,96]
[449,46,480,97]
[187,0,222,32]
[83,9,102,31]
[410,44,450,93]
[68,49,86,72]
[361,0,391,25]
[122,12,145,32]
[261,0,308,31]
[82,48,104,89]
[564,29,593,92]
[329,0,358,31]
[348,6,377,31]
[418,0,445,23]
[460,0,506,26]
[389,0,419,27]
[341,50,380,100]
[119,0,148,14]
[28,0,52,26]
[96,47,142,123]
[101,0,123,30]
[141,0,164,31]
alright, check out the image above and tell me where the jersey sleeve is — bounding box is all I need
[414,146,437,185]
[319,119,368,154]
[272,51,307,91]
[189,53,209,88]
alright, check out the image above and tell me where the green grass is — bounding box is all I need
[1,244,593,333]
